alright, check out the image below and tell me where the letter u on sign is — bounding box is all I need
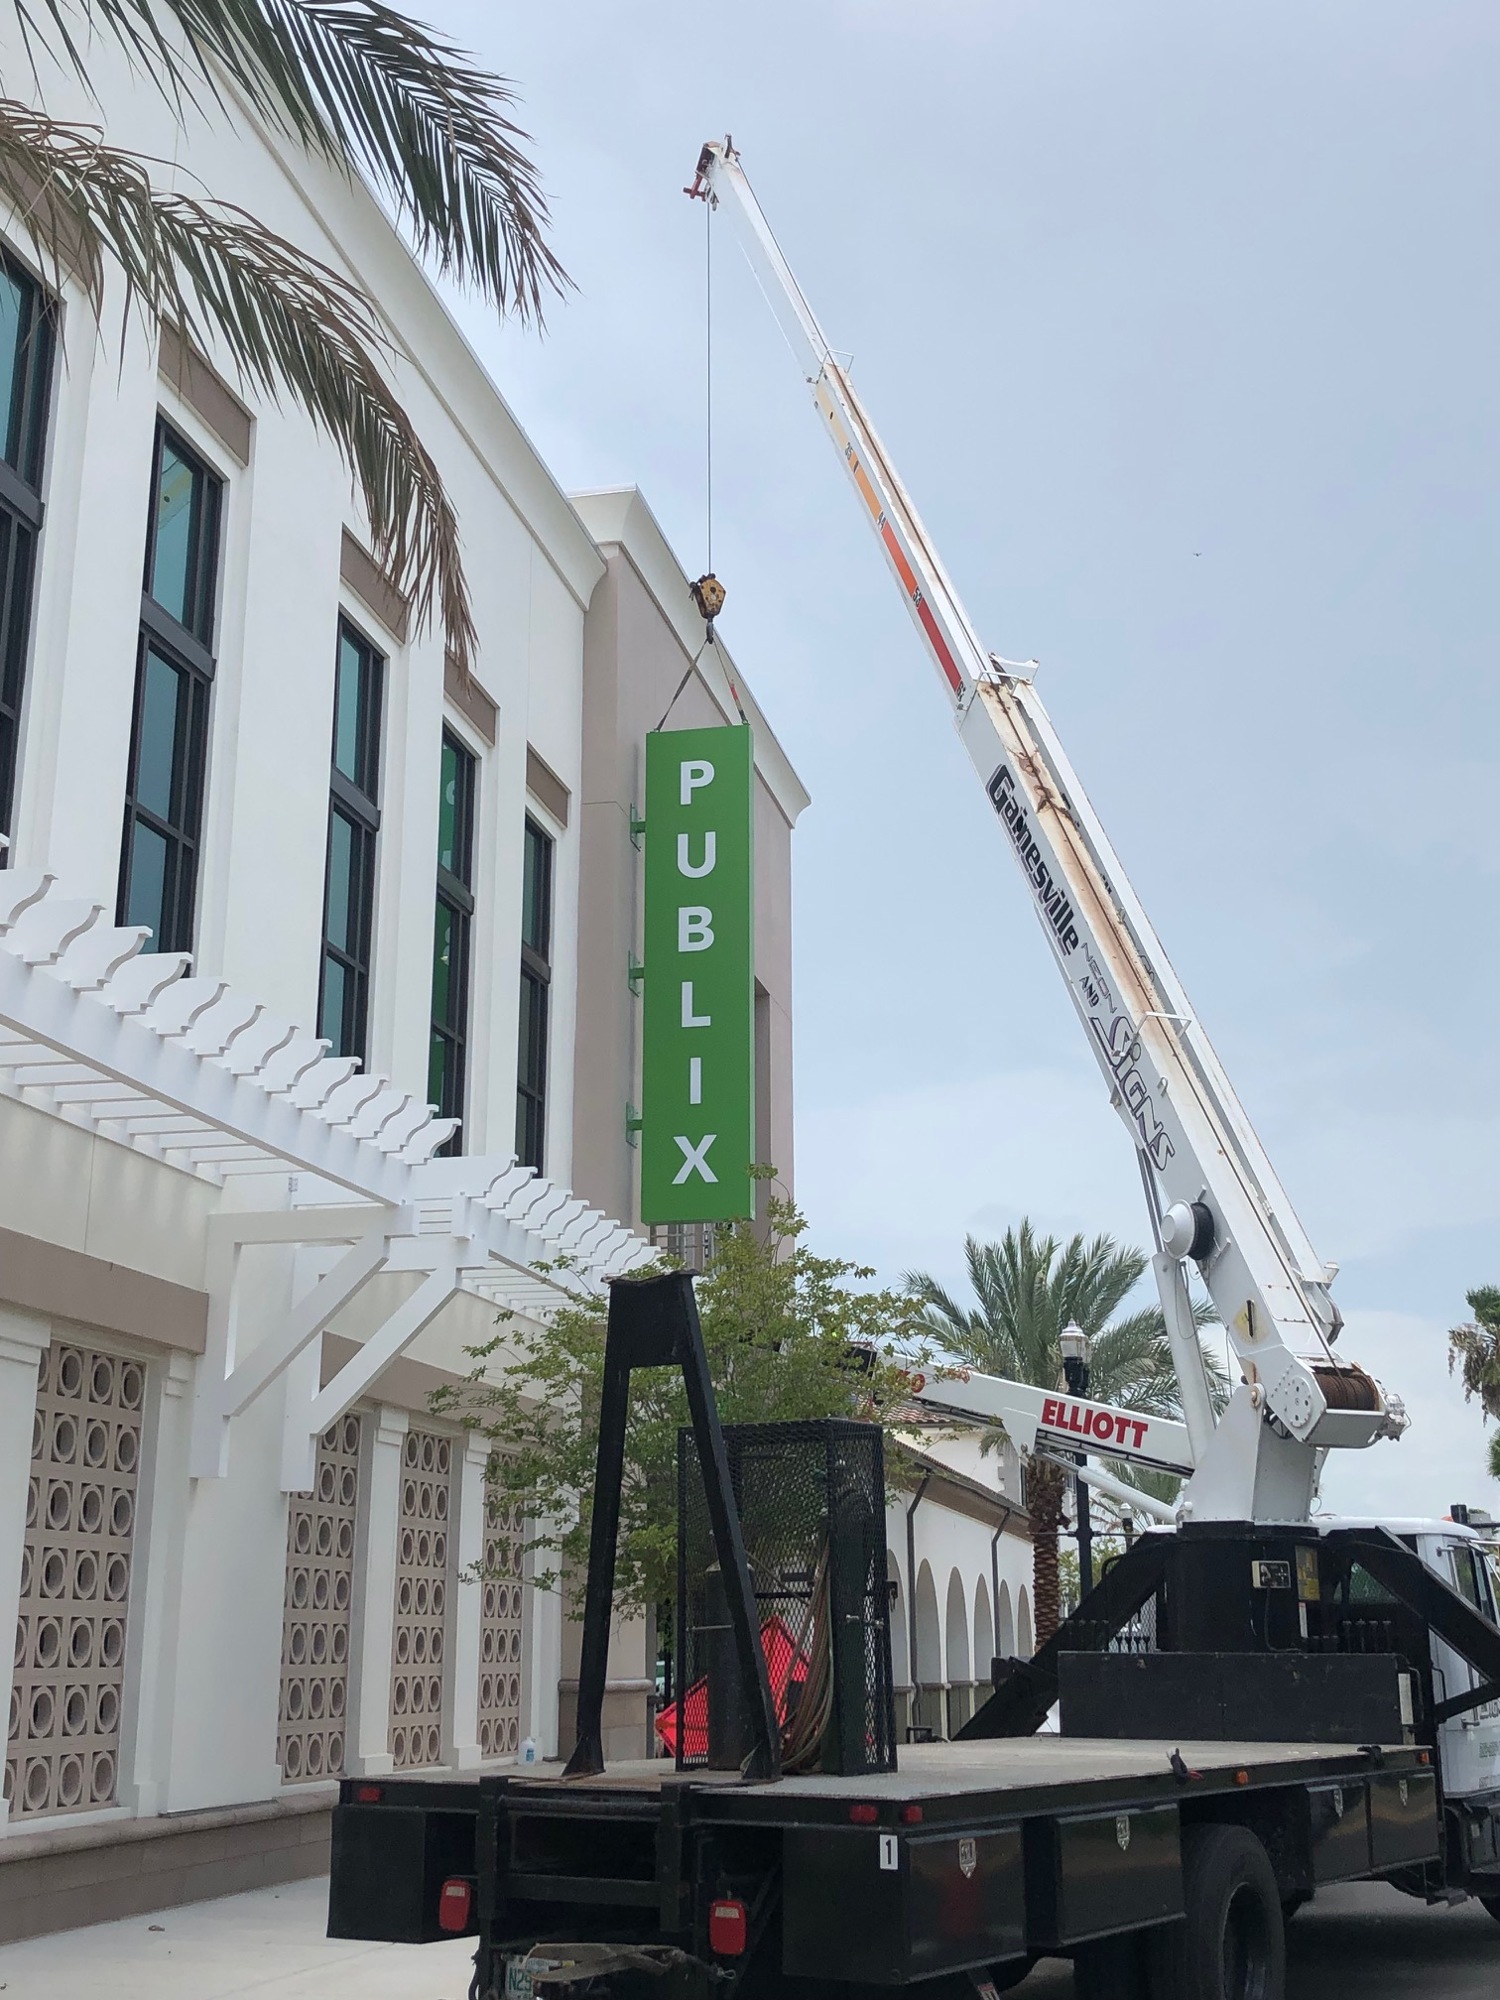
[677,831,716,878]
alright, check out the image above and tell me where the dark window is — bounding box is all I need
[429,731,476,1147]
[118,424,221,949]
[147,429,219,641]
[318,620,383,1062]
[1451,1545,1495,1621]
[0,252,54,851]
[515,816,553,1171]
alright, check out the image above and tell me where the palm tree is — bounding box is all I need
[2,2,571,673]
[1448,1286,1500,1487]
[906,1220,1221,1650]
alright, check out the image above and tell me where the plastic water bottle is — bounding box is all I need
[519,1735,537,1765]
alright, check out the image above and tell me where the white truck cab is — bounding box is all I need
[1315,1516,1500,1808]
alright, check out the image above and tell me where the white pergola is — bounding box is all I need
[0,870,652,1489]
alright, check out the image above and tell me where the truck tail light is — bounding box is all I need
[353,1784,383,1804]
[709,1898,747,1956]
[438,1877,474,1932]
[848,1803,878,1824]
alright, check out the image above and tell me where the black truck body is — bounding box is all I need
[326,1275,1500,2000]
[328,1730,1444,1996]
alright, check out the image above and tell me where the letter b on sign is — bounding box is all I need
[678,906,714,952]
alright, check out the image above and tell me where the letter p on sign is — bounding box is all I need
[680,759,714,804]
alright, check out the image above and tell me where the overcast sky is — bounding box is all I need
[428,1,1500,1519]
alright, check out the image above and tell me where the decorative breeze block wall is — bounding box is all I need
[277,1414,361,1784]
[389,1429,452,1770]
[6,1343,143,1820]
[478,1477,524,1760]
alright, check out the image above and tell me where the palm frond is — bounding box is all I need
[1106,1460,1183,1508]
[1450,1286,1500,1424]
[19,0,568,320]
[0,99,475,666]
[908,1218,1223,1424]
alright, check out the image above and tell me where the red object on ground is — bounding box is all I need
[437,1877,473,1932]
[709,1898,748,1956]
[654,1615,808,1758]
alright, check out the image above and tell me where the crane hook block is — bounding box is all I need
[691,573,727,623]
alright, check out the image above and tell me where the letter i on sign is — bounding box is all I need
[640,726,755,1224]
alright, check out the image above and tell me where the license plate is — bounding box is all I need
[504,1956,556,2000]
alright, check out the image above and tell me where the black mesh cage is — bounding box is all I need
[672,1420,897,1776]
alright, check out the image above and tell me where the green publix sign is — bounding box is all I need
[639,725,754,1224]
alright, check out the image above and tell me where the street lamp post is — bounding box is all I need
[1060,1322,1094,1597]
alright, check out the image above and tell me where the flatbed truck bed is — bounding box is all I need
[494,1735,1424,1808]
[329,1732,1446,2000]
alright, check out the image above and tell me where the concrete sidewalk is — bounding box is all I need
[0,1875,476,1998]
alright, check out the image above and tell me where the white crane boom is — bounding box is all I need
[912,1370,1194,1477]
[688,139,1408,1521]
[910,1367,1191,1525]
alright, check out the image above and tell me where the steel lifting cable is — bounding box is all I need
[712,186,716,580]
[658,196,749,733]
[652,203,717,735]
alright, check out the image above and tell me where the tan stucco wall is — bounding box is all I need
[569,492,807,1234]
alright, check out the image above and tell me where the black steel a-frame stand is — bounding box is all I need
[562,1269,782,1782]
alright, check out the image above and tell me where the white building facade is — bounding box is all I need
[0,33,815,1939]
[0,32,1026,1941]
[888,1428,1035,1742]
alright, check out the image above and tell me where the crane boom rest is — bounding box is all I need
[687,139,1407,1522]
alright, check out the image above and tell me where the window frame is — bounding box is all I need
[317,615,385,1065]
[515,813,554,1172]
[140,421,221,657]
[117,419,223,950]
[429,727,477,1146]
[0,246,55,852]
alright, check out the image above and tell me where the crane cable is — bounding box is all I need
[668,195,748,730]
[706,186,713,577]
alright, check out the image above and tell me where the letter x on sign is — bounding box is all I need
[672,1134,718,1185]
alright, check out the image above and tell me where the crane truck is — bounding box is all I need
[324,141,1500,2000]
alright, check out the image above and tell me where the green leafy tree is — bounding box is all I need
[3,2,571,672]
[905,1220,1222,1650]
[431,1197,933,1622]
[1448,1286,1500,1483]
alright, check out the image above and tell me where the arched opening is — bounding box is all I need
[973,1576,994,1697]
[886,1551,910,1737]
[997,1580,1015,1658]
[914,1561,943,1739]
[1017,1585,1034,1659]
[944,1570,971,1735]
